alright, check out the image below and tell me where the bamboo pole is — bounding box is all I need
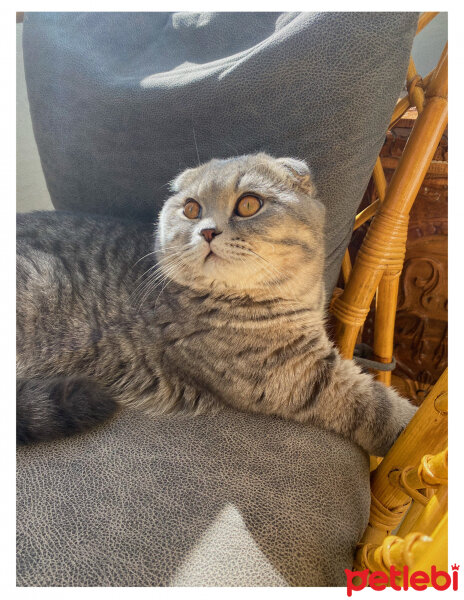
[341,249,352,284]
[406,57,425,113]
[373,273,400,385]
[347,159,386,289]
[389,96,411,129]
[396,499,427,538]
[372,157,387,202]
[408,486,448,537]
[354,200,380,231]
[413,513,448,575]
[372,156,393,384]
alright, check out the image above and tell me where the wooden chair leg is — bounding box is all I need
[373,272,400,385]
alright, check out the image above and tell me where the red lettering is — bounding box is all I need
[403,565,409,590]
[369,571,388,591]
[431,565,451,590]
[411,571,429,591]
[345,569,369,596]
[347,564,458,594]
[453,569,459,591]
[389,565,402,590]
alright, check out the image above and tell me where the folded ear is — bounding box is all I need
[170,167,196,193]
[276,157,314,193]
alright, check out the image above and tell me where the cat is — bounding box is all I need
[16,152,416,454]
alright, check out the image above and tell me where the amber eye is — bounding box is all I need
[235,195,262,217]
[183,199,201,219]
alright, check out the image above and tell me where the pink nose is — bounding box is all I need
[200,228,221,243]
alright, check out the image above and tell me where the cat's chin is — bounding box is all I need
[201,252,227,277]
[204,250,221,263]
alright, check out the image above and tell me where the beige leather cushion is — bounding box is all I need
[17,408,370,586]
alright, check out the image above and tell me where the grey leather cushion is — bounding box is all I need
[23,11,418,296]
[17,408,370,587]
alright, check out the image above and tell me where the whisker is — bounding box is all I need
[133,248,197,309]
[132,250,157,268]
[132,260,182,303]
[192,125,201,167]
[133,253,182,284]
[233,245,302,308]
[131,259,184,304]
[131,250,187,298]
[137,260,186,310]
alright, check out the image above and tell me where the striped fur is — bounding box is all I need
[16,153,416,453]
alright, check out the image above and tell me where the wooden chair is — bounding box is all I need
[330,12,448,581]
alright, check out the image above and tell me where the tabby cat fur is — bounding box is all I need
[16,153,416,453]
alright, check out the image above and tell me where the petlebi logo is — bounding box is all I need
[345,564,459,595]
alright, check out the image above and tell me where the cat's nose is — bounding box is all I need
[200,228,221,243]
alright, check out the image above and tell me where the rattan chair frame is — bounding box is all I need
[331,13,449,580]
[332,37,447,377]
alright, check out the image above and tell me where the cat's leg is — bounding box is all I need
[16,375,117,444]
[286,352,417,456]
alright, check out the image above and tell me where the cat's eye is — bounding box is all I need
[235,195,262,218]
[183,199,201,219]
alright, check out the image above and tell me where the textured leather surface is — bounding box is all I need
[23,12,418,296]
[17,408,370,586]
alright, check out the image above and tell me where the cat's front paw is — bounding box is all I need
[356,383,417,457]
